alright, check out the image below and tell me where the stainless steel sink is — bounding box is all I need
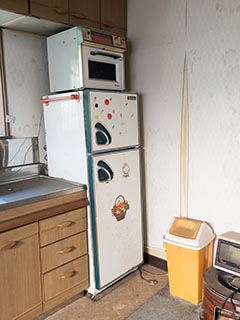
[0,175,86,211]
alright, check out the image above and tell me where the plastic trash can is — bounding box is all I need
[163,217,215,304]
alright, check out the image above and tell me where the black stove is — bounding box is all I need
[218,271,240,293]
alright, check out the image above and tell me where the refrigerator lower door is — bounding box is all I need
[89,148,143,289]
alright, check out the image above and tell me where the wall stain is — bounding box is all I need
[185,0,188,36]
[11,68,24,86]
[223,49,238,69]
[216,2,240,14]
[223,49,240,102]
[188,49,202,74]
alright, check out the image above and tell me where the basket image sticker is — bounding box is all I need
[111,195,130,221]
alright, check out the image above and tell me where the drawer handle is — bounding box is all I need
[57,221,74,228]
[0,240,18,251]
[51,7,68,14]
[58,270,76,280]
[102,21,116,28]
[70,12,86,20]
[56,246,74,255]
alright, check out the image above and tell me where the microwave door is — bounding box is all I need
[214,238,240,276]
[89,60,117,81]
[82,45,125,90]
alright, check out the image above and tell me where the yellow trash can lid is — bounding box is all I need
[169,217,202,239]
[163,217,215,250]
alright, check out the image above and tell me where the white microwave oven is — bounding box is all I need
[47,27,126,92]
[213,231,240,276]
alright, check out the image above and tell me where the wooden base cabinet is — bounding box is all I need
[0,223,42,320]
[0,190,89,319]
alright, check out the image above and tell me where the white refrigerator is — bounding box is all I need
[42,89,143,296]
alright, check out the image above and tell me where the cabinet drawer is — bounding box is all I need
[41,231,87,273]
[43,255,88,301]
[39,208,87,246]
[0,222,38,244]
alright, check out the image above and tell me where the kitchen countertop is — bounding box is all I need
[0,175,86,211]
[0,175,88,232]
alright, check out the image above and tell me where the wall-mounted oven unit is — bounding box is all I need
[47,26,126,92]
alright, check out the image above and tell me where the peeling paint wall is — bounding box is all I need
[128,0,240,259]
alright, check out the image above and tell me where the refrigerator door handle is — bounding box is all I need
[95,122,112,145]
[97,160,114,183]
[40,93,80,106]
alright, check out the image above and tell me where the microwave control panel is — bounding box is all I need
[82,27,126,50]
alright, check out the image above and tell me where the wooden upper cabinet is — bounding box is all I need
[0,0,127,36]
[30,0,69,24]
[69,0,100,29]
[101,0,127,36]
[0,0,29,15]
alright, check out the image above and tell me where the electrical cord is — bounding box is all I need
[1,143,33,180]
[37,108,44,138]
[7,138,27,165]
[216,290,239,320]
[139,266,168,286]
[140,267,168,276]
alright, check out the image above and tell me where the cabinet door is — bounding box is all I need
[30,0,68,24]
[0,0,28,15]
[101,0,127,36]
[0,223,42,320]
[69,0,100,29]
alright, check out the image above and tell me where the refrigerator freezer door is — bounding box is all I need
[42,91,88,184]
[90,148,143,289]
[85,91,139,153]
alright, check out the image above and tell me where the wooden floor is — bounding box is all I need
[41,264,168,320]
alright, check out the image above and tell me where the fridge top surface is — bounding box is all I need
[45,89,137,96]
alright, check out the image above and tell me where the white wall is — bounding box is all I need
[128,0,240,259]
[2,29,49,163]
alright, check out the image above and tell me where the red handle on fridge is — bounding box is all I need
[40,93,80,106]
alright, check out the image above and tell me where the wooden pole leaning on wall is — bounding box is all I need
[180,54,189,218]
